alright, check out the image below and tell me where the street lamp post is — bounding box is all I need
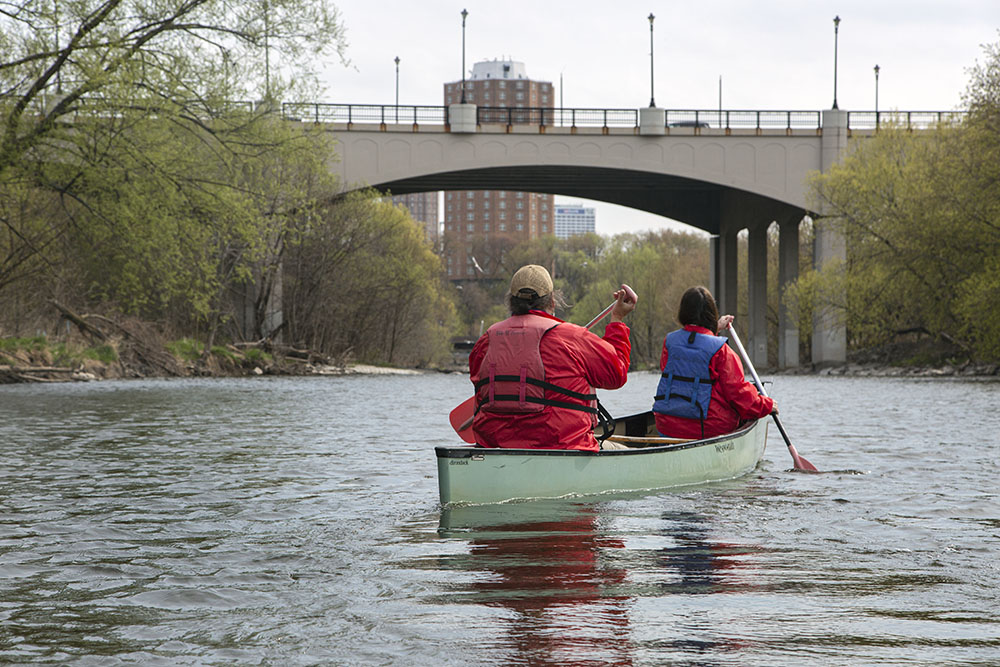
[460,8,468,104]
[832,15,841,109]
[874,64,880,127]
[648,13,656,108]
[394,56,400,122]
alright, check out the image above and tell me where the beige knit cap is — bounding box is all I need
[509,264,553,298]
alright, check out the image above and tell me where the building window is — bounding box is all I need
[499,201,506,209]
[516,92,524,101]
[447,192,453,200]
[499,81,506,89]
[542,224,548,232]
[516,223,524,231]
[467,192,474,199]
[467,213,474,221]
[484,223,490,232]
[499,223,506,231]
[516,212,524,220]
[484,201,490,209]
[499,212,506,220]
[467,201,474,210]
[516,201,523,209]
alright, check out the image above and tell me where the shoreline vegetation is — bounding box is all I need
[2,311,997,385]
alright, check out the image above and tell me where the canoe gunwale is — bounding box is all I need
[435,420,759,459]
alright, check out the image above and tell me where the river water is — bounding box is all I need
[1,371,998,665]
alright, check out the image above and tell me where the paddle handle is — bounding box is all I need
[584,284,638,330]
[727,326,768,397]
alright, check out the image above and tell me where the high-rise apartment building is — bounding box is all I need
[391,192,439,246]
[443,60,555,280]
[554,204,597,238]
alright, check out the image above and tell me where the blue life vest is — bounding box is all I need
[652,329,727,432]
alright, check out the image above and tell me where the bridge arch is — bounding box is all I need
[320,114,849,368]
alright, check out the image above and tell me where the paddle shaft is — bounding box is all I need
[726,325,817,472]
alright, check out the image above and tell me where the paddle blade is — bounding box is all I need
[449,396,477,443]
[789,446,819,473]
[770,413,819,472]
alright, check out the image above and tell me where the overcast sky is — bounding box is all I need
[317,0,1000,235]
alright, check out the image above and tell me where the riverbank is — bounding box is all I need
[0,332,433,384]
[2,329,997,384]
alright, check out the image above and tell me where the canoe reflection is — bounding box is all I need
[440,502,632,666]
[438,503,755,665]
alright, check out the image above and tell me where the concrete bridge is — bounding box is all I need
[289,102,958,368]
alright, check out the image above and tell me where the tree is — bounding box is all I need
[0,0,347,340]
[283,192,459,367]
[802,35,1000,362]
[1,0,346,175]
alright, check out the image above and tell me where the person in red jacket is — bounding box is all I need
[653,286,776,439]
[469,264,635,451]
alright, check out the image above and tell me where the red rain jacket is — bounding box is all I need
[469,310,631,451]
[653,325,774,439]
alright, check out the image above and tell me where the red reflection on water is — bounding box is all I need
[466,507,632,666]
[452,507,758,665]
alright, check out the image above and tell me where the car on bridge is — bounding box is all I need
[668,120,710,128]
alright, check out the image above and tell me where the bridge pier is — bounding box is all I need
[812,109,849,367]
[778,215,801,368]
[747,224,769,368]
[709,227,738,321]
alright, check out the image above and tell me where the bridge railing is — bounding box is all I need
[282,102,448,125]
[665,110,823,130]
[477,106,639,128]
[281,103,967,132]
[846,110,968,130]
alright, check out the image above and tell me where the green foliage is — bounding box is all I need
[0,336,47,352]
[210,346,236,361]
[244,348,272,364]
[84,345,118,364]
[284,192,460,367]
[167,338,203,362]
[800,34,1000,364]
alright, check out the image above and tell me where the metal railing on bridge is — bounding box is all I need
[845,110,967,130]
[281,103,966,132]
[283,102,448,125]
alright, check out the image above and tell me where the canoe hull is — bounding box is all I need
[436,415,768,504]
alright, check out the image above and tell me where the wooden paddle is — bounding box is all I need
[726,324,819,472]
[448,285,638,443]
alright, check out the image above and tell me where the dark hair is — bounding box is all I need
[677,286,720,333]
[506,290,567,316]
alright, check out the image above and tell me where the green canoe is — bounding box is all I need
[435,411,769,505]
